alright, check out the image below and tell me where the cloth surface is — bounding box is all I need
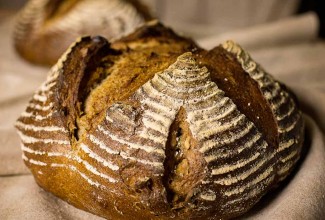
[1,8,325,220]
[143,0,300,38]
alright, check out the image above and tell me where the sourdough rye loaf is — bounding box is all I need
[13,0,152,65]
[15,21,305,219]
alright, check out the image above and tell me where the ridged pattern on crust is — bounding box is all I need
[16,51,283,219]
[14,0,146,64]
[16,38,120,189]
[15,36,304,219]
[222,40,304,181]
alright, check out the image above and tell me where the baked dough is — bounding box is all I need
[15,21,304,219]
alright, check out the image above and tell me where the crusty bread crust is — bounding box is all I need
[15,22,304,219]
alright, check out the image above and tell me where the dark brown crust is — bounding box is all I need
[199,46,279,149]
[114,21,196,46]
[55,36,112,140]
[15,22,305,220]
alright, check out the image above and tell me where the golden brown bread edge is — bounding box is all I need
[15,21,305,219]
[13,0,152,66]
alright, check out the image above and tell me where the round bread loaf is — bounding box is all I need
[13,0,152,66]
[15,21,305,219]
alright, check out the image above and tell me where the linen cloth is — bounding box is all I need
[1,9,325,220]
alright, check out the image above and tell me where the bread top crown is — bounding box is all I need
[16,22,304,220]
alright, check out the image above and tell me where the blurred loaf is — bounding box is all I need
[13,0,152,65]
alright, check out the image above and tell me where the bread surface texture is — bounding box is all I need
[13,0,152,65]
[15,22,305,220]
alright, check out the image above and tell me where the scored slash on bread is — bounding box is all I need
[15,21,304,220]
